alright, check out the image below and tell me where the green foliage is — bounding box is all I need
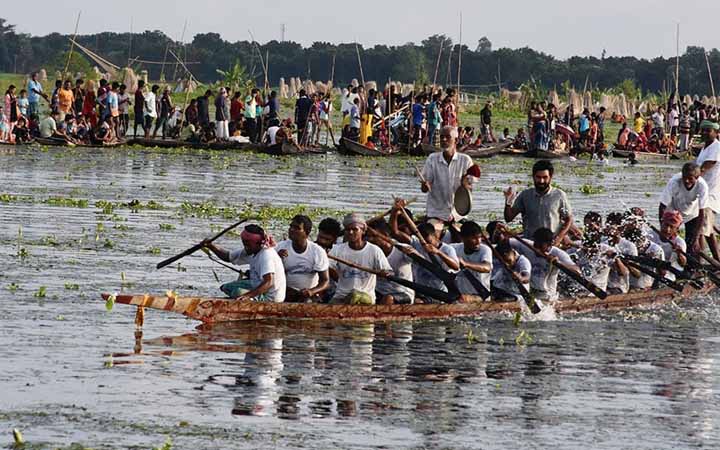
[610,79,642,100]
[49,51,93,80]
[216,60,254,94]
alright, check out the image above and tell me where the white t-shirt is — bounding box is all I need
[39,117,57,138]
[606,238,638,293]
[631,241,665,289]
[568,243,613,292]
[659,173,709,223]
[514,240,575,300]
[652,112,665,129]
[229,247,287,302]
[669,108,679,127]
[696,140,720,213]
[649,230,687,281]
[118,93,130,114]
[144,92,157,118]
[276,240,329,291]
[410,236,458,292]
[451,243,493,294]
[267,126,280,145]
[329,242,392,303]
[376,246,415,302]
[491,254,531,300]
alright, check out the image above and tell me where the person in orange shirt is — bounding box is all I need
[58,80,75,116]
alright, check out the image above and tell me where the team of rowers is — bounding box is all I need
[197,121,720,306]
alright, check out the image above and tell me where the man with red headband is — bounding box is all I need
[649,211,687,281]
[204,224,287,302]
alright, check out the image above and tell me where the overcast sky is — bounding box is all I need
[3,0,718,59]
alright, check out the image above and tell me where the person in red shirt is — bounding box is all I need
[230,92,244,122]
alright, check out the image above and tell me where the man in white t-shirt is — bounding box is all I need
[276,215,330,303]
[491,241,531,301]
[514,228,580,301]
[329,213,392,305]
[696,120,720,259]
[651,106,665,136]
[367,219,415,305]
[649,211,688,281]
[659,162,709,255]
[204,225,286,302]
[451,221,492,297]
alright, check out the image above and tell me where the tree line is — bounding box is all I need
[1,17,719,97]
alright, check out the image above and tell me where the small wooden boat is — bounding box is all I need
[33,137,125,148]
[126,137,205,149]
[260,141,328,156]
[521,149,570,159]
[339,137,396,157]
[101,282,714,324]
[612,148,689,161]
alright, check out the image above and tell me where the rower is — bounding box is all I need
[276,215,330,303]
[390,206,460,294]
[659,162,709,256]
[514,227,579,301]
[315,217,343,253]
[695,120,720,259]
[623,219,665,290]
[367,219,415,305]
[504,159,573,244]
[603,212,639,295]
[419,125,480,223]
[567,214,613,291]
[203,224,287,302]
[451,221,493,296]
[328,214,392,305]
[649,211,687,280]
[490,241,531,302]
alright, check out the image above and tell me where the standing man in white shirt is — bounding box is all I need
[659,162,709,255]
[143,84,158,139]
[695,120,720,259]
[276,215,330,303]
[420,125,480,223]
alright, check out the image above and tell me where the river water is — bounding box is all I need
[1,146,720,449]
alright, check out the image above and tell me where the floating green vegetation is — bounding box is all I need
[7,283,19,293]
[159,223,175,231]
[103,239,115,249]
[64,283,80,290]
[95,199,165,213]
[44,197,89,208]
[148,247,162,255]
[34,286,47,298]
[579,184,605,195]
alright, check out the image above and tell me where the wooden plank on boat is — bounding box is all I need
[101,282,714,324]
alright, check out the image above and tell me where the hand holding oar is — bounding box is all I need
[624,254,704,289]
[480,230,540,314]
[156,219,247,269]
[649,224,720,270]
[416,165,431,192]
[368,197,417,224]
[366,227,460,297]
[503,227,608,299]
[328,254,455,303]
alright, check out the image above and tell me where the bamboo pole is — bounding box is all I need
[457,12,463,104]
[63,11,82,81]
[705,50,716,103]
[159,42,170,83]
[355,41,365,87]
[171,19,188,83]
[330,52,336,86]
[432,40,444,92]
[675,23,680,97]
[127,17,133,66]
[248,30,268,91]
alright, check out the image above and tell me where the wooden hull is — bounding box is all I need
[340,138,395,156]
[523,149,569,159]
[612,149,688,161]
[101,283,714,324]
[33,137,124,148]
[418,141,512,158]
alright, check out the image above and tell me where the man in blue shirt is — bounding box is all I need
[27,72,46,117]
[412,94,426,146]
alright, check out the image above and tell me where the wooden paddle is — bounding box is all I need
[156,219,248,269]
[621,258,684,292]
[368,197,417,224]
[365,227,461,297]
[480,231,540,314]
[504,228,608,299]
[328,254,456,303]
[415,165,430,191]
[624,254,704,289]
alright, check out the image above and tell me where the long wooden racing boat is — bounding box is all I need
[101,282,715,324]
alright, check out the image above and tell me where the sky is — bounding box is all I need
[2,0,718,59]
